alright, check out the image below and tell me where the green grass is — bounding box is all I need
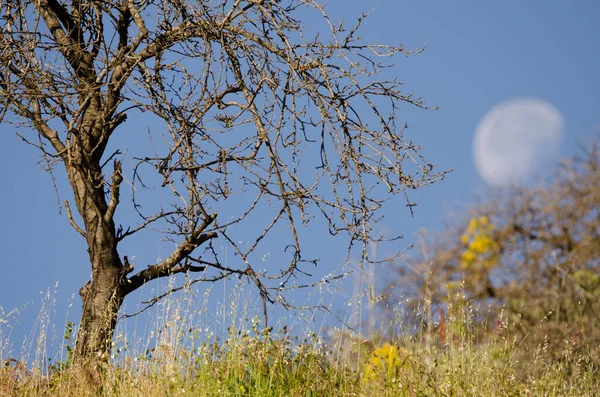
[1,287,598,396]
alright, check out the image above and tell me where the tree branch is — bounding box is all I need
[36,0,94,80]
[45,0,82,45]
[123,213,218,293]
[104,160,123,223]
[64,199,86,237]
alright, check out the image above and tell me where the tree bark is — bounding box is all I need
[66,144,127,362]
[75,264,124,361]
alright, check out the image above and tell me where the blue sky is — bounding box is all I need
[1,0,599,360]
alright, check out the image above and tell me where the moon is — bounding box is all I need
[473,98,565,187]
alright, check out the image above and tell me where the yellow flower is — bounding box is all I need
[460,251,476,268]
[459,216,499,270]
[363,344,402,382]
[460,234,469,245]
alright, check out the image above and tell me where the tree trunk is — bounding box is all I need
[74,264,124,361]
[67,154,127,363]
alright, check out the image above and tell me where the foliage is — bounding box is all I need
[384,142,600,376]
[459,216,499,271]
[48,321,75,375]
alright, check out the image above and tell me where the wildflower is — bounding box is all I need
[460,216,499,270]
[363,344,403,382]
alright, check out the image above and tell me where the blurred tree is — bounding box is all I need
[384,142,600,366]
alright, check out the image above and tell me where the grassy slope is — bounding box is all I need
[1,291,598,396]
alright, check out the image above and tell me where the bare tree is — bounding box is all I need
[0,0,444,364]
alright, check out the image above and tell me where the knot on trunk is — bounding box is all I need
[79,280,92,299]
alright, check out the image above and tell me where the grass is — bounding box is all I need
[1,285,598,396]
